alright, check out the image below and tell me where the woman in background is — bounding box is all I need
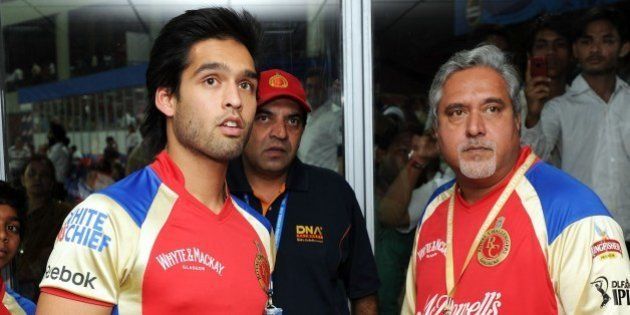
[17,155,71,301]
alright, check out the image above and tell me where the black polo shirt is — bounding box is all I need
[227,158,380,314]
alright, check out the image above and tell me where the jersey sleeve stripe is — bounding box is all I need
[3,289,29,315]
[524,162,611,244]
[420,181,455,226]
[5,288,35,315]
[98,167,162,227]
[515,180,549,260]
[231,196,274,266]
[40,287,114,307]
[231,195,272,232]
[427,179,455,209]
[119,185,178,315]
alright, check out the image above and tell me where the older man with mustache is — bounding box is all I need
[401,45,630,315]
[227,69,379,314]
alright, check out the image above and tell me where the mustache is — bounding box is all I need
[457,139,496,153]
[214,109,243,123]
[266,139,291,151]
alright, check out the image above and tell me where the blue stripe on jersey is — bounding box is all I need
[427,179,455,209]
[414,179,456,228]
[98,167,162,227]
[112,305,119,315]
[6,287,36,315]
[525,161,611,245]
[231,194,272,233]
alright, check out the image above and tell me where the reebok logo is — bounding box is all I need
[44,265,97,289]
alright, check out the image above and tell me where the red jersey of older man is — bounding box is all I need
[258,69,311,112]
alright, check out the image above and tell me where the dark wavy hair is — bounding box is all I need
[574,7,628,43]
[526,14,570,54]
[141,7,262,157]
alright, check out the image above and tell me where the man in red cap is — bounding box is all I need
[227,69,380,314]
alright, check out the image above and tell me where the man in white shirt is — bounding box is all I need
[522,7,630,245]
[46,122,70,184]
[125,124,142,155]
[298,81,342,173]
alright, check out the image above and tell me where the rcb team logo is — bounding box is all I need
[477,217,511,266]
[253,241,270,293]
[269,73,289,88]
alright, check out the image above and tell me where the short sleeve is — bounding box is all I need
[549,215,630,314]
[39,194,139,305]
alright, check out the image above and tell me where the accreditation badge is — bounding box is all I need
[477,217,511,266]
[265,305,283,315]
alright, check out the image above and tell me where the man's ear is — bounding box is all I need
[155,87,176,117]
[620,41,630,58]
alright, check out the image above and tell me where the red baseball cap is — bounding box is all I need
[258,69,311,112]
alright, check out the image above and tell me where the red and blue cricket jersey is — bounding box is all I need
[40,151,274,314]
[1,279,36,315]
[402,147,630,314]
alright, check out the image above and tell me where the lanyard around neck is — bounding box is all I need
[245,193,289,251]
[444,153,536,303]
[245,192,289,309]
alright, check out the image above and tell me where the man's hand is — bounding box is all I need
[407,134,439,175]
[524,59,551,128]
[378,134,439,229]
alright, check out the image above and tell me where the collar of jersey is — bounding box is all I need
[150,150,235,221]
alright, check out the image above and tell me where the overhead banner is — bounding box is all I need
[455,0,622,35]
